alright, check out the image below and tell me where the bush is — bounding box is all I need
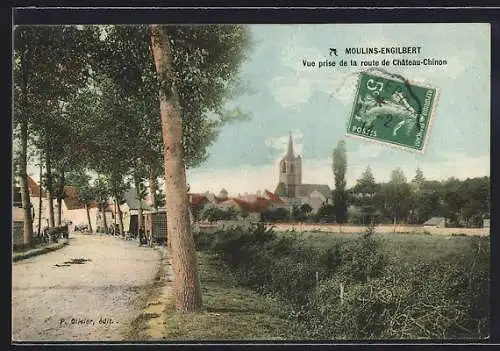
[201,206,238,223]
[194,224,489,339]
[315,204,335,223]
[301,236,490,339]
[261,207,290,222]
[335,226,388,283]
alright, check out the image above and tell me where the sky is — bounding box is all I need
[184,23,490,196]
[23,24,490,197]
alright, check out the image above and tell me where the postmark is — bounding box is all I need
[346,70,438,152]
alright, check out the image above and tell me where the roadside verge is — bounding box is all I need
[13,241,69,262]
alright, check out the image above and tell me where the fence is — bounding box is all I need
[13,221,24,247]
[145,212,167,243]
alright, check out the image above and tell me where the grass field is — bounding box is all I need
[287,230,487,265]
[148,227,489,340]
[159,252,304,340]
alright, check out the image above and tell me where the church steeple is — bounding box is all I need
[286,130,294,158]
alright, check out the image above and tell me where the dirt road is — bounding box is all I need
[12,233,162,342]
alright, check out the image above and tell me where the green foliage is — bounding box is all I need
[97,24,252,169]
[93,176,111,210]
[290,205,307,222]
[65,170,97,206]
[300,203,313,215]
[332,140,348,224]
[346,166,489,227]
[196,226,489,340]
[378,168,412,224]
[201,206,238,222]
[336,225,387,283]
[315,203,335,223]
[261,207,290,222]
[274,182,286,197]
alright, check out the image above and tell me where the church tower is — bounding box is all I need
[278,131,302,197]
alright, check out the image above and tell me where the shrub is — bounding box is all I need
[194,224,489,340]
[261,207,290,222]
[335,225,388,283]
[315,204,335,223]
[201,206,238,223]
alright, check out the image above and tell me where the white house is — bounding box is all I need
[423,217,447,228]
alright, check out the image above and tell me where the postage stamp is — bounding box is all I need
[346,71,438,152]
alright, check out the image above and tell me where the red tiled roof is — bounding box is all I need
[27,176,47,198]
[63,185,98,210]
[264,190,284,204]
[231,197,272,213]
[189,194,208,206]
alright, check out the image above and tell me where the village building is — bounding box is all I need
[61,185,102,231]
[274,131,333,212]
[119,188,153,233]
[423,216,447,228]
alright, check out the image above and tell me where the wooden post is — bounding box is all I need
[340,283,344,305]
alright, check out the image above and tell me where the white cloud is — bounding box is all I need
[265,130,304,159]
[269,43,361,109]
[268,75,311,109]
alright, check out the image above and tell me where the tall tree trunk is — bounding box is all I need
[116,197,124,236]
[85,203,93,233]
[19,121,34,247]
[113,200,117,235]
[150,25,202,312]
[134,174,144,240]
[18,46,34,247]
[148,164,157,247]
[37,155,43,237]
[56,171,65,226]
[45,140,55,227]
[113,193,124,235]
[56,198,62,226]
[101,206,108,233]
[149,163,157,211]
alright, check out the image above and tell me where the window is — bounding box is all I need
[282,162,286,173]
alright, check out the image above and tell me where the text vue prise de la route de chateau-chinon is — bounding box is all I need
[309,46,448,68]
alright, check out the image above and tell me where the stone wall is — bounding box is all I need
[269,223,490,236]
[13,221,24,246]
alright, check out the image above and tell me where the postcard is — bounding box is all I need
[12,22,490,342]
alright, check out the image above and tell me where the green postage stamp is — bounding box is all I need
[346,71,438,152]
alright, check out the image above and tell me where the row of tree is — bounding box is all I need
[330,141,490,227]
[14,25,252,312]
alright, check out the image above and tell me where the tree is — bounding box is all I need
[351,166,378,225]
[132,162,149,243]
[66,170,97,232]
[107,171,129,236]
[415,180,442,224]
[385,168,412,226]
[316,203,336,223]
[150,25,198,311]
[300,203,313,216]
[149,24,251,312]
[408,167,426,224]
[291,205,307,222]
[274,182,286,197]
[459,177,490,227]
[14,26,99,237]
[332,140,348,224]
[261,207,290,222]
[94,176,111,233]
